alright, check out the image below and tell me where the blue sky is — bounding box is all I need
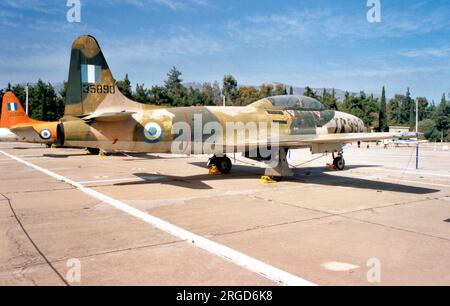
[0,0,449,102]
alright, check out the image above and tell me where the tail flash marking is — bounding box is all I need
[81,64,102,84]
[8,103,18,112]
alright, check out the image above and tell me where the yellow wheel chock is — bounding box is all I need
[209,165,221,175]
[260,176,278,184]
[326,163,338,171]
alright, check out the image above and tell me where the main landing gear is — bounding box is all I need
[208,155,233,174]
[86,148,100,155]
[332,152,346,171]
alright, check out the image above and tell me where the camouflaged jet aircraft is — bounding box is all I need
[1,91,58,144]
[55,35,416,179]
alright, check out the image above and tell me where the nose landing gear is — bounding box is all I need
[208,155,233,174]
[332,152,346,171]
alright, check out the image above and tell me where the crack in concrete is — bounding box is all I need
[0,239,185,276]
[2,187,75,196]
[1,193,69,286]
[210,194,450,243]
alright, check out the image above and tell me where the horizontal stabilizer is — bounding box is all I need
[83,111,136,122]
[10,125,44,143]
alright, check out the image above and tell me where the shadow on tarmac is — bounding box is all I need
[114,162,439,195]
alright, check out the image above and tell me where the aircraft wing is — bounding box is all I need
[84,111,136,122]
[10,125,44,143]
[213,132,420,152]
[275,132,419,147]
[220,132,419,149]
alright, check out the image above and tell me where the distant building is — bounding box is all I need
[389,126,410,133]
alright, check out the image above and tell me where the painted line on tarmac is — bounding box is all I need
[0,150,315,286]
[78,177,142,184]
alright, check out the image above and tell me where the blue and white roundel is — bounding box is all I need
[143,122,163,143]
[39,129,52,140]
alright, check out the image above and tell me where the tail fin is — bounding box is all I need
[65,35,118,117]
[0,91,35,128]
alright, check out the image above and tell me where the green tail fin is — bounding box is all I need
[65,35,117,117]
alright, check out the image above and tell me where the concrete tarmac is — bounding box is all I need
[0,142,448,285]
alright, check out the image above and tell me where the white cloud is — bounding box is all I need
[226,6,450,45]
[102,0,210,11]
[104,33,226,64]
[0,0,64,14]
[400,47,450,58]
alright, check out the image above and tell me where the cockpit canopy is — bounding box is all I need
[265,95,326,111]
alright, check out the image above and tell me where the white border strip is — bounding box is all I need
[0,150,315,286]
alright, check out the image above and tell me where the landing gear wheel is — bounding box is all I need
[333,156,346,171]
[208,156,232,174]
[87,148,100,155]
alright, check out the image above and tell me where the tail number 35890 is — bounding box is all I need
[83,84,116,94]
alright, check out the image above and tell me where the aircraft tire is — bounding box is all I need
[211,156,232,174]
[333,156,346,171]
[87,148,100,155]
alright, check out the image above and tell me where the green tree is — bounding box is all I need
[387,89,417,127]
[222,75,238,105]
[289,86,294,95]
[406,88,415,129]
[202,82,214,106]
[342,92,364,119]
[164,67,183,92]
[259,83,274,98]
[415,97,430,121]
[185,87,205,106]
[435,93,450,141]
[169,86,189,106]
[234,86,261,106]
[303,86,319,99]
[419,119,440,141]
[342,91,378,127]
[54,81,67,119]
[29,80,45,120]
[363,93,380,128]
[11,84,27,110]
[212,81,222,106]
[437,93,450,117]
[116,74,133,99]
[149,86,171,105]
[320,88,338,110]
[388,94,407,125]
[26,80,61,121]
[378,86,388,132]
[134,83,148,103]
[44,83,60,121]
[274,84,286,96]
[162,67,190,106]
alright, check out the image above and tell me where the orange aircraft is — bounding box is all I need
[1,91,58,144]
